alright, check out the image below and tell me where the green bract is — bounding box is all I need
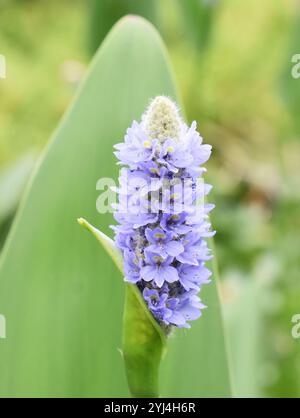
[78,218,166,397]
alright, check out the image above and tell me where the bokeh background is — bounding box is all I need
[0,0,300,397]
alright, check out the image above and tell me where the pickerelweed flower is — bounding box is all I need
[112,96,214,332]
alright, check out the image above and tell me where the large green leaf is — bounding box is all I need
[0,15,231,397]
[0,153,35,251]
[0,16,176,397]
[224,277,264,397]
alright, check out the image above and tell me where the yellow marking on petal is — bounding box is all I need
[154,233,166,239]
[153,256,164,262]
[143,140,152,148]
[150,167,159,174]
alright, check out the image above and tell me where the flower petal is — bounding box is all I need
[165,240,184,256]
[140,265,156,282]
[160,266,179,284]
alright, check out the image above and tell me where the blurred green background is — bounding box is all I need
[0,0,299,397]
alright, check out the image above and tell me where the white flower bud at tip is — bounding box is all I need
[142,96,182,142]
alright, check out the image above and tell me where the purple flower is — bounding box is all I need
[140,252,179,288]
[139,160,168,178]
[113,96,214,331]
[179,264,211,290]
[114,207,158,229]
[175,291,206,328]
[145,227,184,257]
[113,227,134,251]
[112,168,161,197]
[159,181,194,214]
[160,213,192,237]
[162,298,186,327]
[143,288,168,311]
[124,249,142,284]
[142,288,169,322]
[158,138,193,171]
[142,287,205,329]
[177,232,212,265]
[114,121,158,168]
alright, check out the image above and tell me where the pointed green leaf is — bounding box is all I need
[78,218,166,397]
[77,218,123,272]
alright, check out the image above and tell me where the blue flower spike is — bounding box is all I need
[113,96,214,332]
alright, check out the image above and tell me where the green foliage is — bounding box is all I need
[0,153,35,251]
[88,0,158,53]
[0,0,87,167]
[176,0,217,50]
